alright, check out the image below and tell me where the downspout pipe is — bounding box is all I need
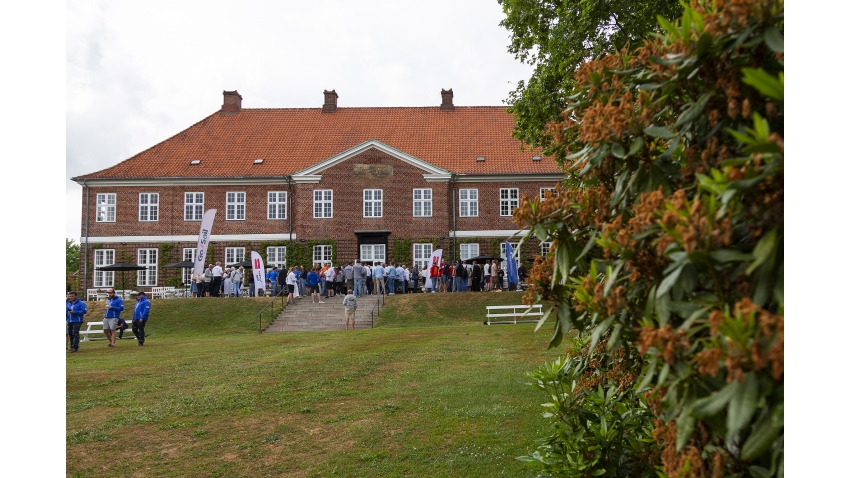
[83,179,90,292]
[287,175,293,244]
[451,173,457,261]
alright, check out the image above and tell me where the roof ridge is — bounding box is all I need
[240,106,509,111]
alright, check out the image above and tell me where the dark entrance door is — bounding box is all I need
[355,230,390,265]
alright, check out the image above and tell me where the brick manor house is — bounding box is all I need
[73,89,564,291]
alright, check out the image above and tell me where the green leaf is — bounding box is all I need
[764,26,783,53]
[710,249,753,263]
[727,372,759,440]
[603,261,623,297]
[557,305,573,336]
[746,228,778,274]
[628,136,645,157]
[534,306,554,333]
[676,402,696,451]
[696,32,712,55]
[741,68,784,101]
[741,404,784,461]
[657,15,680,37]
[692,381,740,418]
[611,142,626,158]
[748,466,772,478]
[675,92,713,128]
[657,263,684,298]
[591,468,607,476]
[644,125,676,139]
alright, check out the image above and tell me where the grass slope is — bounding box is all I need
[67,294,560,477]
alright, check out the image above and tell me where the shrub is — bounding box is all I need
[514,1,783,476]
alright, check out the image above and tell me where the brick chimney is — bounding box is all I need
[440,88,454,111]
[322,90,338,113]
[221,90,242,113]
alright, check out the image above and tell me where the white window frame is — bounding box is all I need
[313,190,333,218]
[267,246,287,270]
[540,188,557,200]
[459,243,479,261]
[360,244,386,263]
[540,242,552,258]
[313,245,333,265]
[267,191,287,220]
[137,248,158,287]
[225,247,246,267]
[184,192,204,221]
[413,243,433,270]
[500,242,521,261]
[459,189,478,217]
[226,192,246,221]
[138,193,159,222]
[363,189,383,218]
[500,188,519,216]
[95,193,116,223]
[93,249,115,288]
[182,247,197,284]
[413,188,432,217]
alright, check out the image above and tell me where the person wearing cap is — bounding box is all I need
[103,289,124,348]
[132,291,151,346]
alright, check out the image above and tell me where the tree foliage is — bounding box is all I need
[67,238,81,291]
[513,0,784,476]
[499,0,683,159]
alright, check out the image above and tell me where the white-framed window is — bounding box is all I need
[360,244,386,263]
[93,249,115,287]
[540,188,557,200]
[413,188,432,217]
[460,243,479,261]
[95,193,116,222]
[540,242,552,258]
[267,246,287,269]
[313,245,333,265]
[225,247,245,267]
[459,189,478,217]
[267,191,287,220]
[137,248,158,286]
[314,190,333,218]
[182,247,197,284]
[500,188,519,216]
[226,192,246,220]
[363,189,383,218]
[138,193,159,222]
[413,243,433,270]
[184,192,204,221]
[500,242,521,261]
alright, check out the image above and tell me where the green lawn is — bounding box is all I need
[67,293,563,477]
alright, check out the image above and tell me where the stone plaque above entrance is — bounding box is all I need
[353,164,393,178]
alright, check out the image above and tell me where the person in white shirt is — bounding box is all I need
[211,262,224,297]
[324,266,336,298]
[285,267,297,304]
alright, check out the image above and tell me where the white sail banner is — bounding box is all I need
[251,251,266,295]
[424,248,443,290]
[193,209,217,276]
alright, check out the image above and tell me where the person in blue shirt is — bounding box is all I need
[268,267,279,296]
[307,266,322,304]
[66,291,87,353]
[132,291,151,346]
[103,289,124,348]
[373,263,385,295]
[386,263,397,295]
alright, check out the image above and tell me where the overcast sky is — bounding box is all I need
[65,0,534,240]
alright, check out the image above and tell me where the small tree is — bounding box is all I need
[515,0,783,476]
[66,239,81,291]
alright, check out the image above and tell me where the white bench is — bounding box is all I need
[79,321,107,341]
[150,287,167,299]
[484,304,543,325]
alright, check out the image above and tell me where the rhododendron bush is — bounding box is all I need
[513,1,783,476]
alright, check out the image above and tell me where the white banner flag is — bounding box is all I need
[424,248,443,290]
[250,251,266,295]
[193,209,217,276]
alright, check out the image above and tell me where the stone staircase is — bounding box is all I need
[263,294,381,332]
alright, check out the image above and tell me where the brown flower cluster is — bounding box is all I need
[653,418,711,478]
[522,254,555,306]
[568,340,638,394]
[638,324,692,364]
[659,189,734,254]
[696,298,784,383]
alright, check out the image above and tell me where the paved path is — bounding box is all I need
[263,294,380,332]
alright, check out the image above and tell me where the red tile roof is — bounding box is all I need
[75,106,560,180]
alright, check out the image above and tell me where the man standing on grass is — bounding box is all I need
[103,289,124,348]
[66,291,87,353]
[132,291,151,346]
[343,288,357,330]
